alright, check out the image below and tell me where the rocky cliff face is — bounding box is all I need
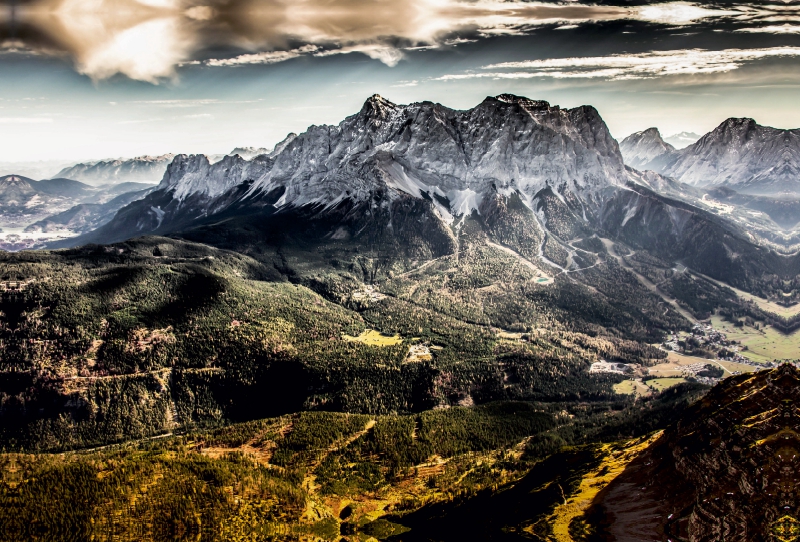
[245,94,627,214]
[593,364,800,541]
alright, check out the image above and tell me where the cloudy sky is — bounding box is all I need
[3,0,800,165]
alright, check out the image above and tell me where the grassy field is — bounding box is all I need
[650,352,714,378]
[613,380,651,396]
[710,315,800,363]
[656,351,759,376]
[716,359,760,374]
[343,329,403,346]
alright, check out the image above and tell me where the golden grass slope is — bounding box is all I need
[535,432,663,542]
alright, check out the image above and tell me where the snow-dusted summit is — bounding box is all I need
[229,147,270,160]
[163,94,625,212]
[619,128,676,171]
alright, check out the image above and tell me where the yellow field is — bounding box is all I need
[710,315,800,364]
[613,380,650,396]
[343,329,403,346]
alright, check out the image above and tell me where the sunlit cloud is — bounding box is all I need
[9,0,746,83]
[636,3,739,25]
[207,45,319,66]
[435,47,800,81]
[314,44,406,67]
[76,17,194,82]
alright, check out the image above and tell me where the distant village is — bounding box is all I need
[662,323,756,365]
[591,322,777,392]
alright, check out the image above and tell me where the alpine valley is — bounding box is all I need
[2,94,800,542]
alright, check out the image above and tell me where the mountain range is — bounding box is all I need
[621,121,800,196]
[55,154,175,185]
[41,94,793,305]
[663,131,701,149]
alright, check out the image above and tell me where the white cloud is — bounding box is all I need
[636,3,739,25]
[131,99,219,107]
[315,44,405,67]
[736,24,800,34]
[207,45,319,67]
[210,44,405,69]
[392,80,420,87]
[436,47,800,81]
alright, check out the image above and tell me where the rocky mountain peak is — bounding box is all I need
[659,118,800,194]
[56,154,175,185]
[695,116,760,147]
[0,174,34,186]
[269,133,298,157]
[229,147,270,159]
[640,127,662,139]
[619,127,676,170]
[0,175,36,199]
[359,94,399,120]
[664,131,701,148]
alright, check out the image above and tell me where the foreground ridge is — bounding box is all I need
[592,363,800,541]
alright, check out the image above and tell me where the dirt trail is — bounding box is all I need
[599,238,696,324]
